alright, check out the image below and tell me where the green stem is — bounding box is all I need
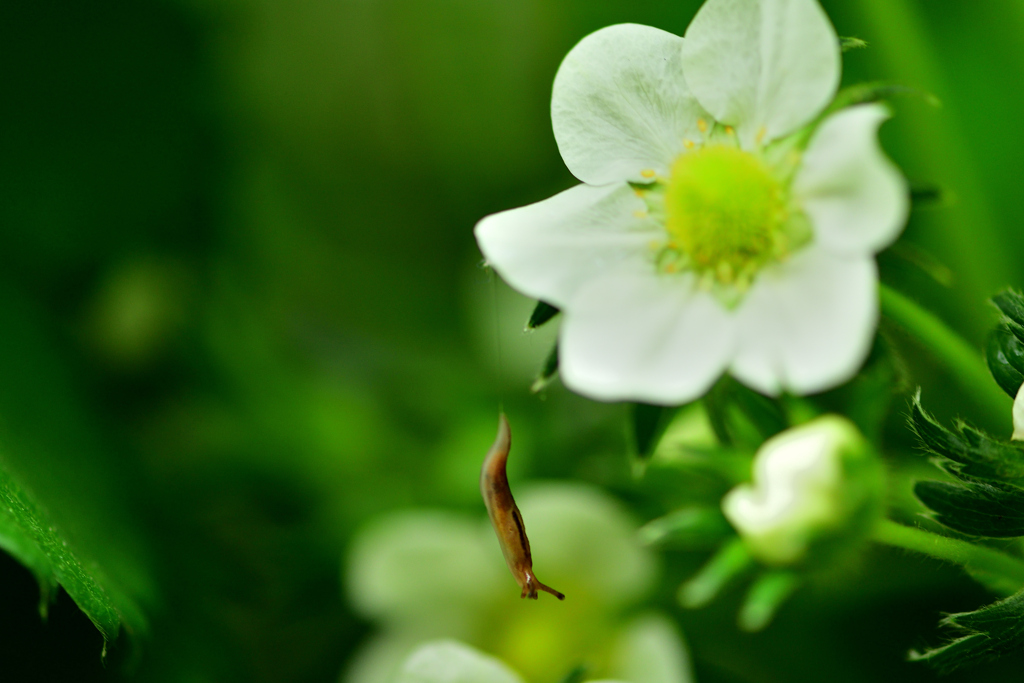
[879,284,1009,421]
[873,518,1024,589]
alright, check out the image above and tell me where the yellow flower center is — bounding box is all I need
[664,145,788,287]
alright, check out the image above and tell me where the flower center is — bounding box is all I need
[662,145,789,289]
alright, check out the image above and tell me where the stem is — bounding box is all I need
[857,0,1011,336]
[879,284,1009,421]
[873,518,1024,589]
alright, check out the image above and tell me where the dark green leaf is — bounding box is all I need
[986,326,1024,398]
[631,403,682,460]
[839,36,867,51]
[908,395,1024,482]
[526,301,559,329]
[638,507,733,549]
[911,588,1024,672]
[914,480,1024,537]
[992,290,1024,329]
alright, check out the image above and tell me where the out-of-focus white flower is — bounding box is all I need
[475,0,907,404]
[396,630,687,683]
[343,484,690,683]
[721,415,878,565]
[396,641,526,683]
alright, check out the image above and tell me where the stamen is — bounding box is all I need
[697,119,708,133]
[756,126,767,145]
[724,126,735,136]
[683,139,695,150]
[640,169,656,179]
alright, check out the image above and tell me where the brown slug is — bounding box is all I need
[480,413,564,601]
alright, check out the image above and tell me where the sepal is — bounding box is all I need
[839,36,867,52]
[526,300,560,330]
[531,343,560,394]
[630,403,682,461]
[639,507,733,549]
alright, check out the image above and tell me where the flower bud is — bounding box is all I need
[985,324,1024,399]
[1014,384,1024,442]
[721,415,883,566]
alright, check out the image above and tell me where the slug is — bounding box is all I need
[480,413,565,601]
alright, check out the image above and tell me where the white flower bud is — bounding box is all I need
[1012,382,1024,441]
[722,416,879,566]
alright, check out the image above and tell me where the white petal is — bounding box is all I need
[793,104,909,255]
[730,247,877,395]
[610,614,694,683]
[516,483,656,608]
[552,24,709,185]
[559,268,734,404]
[474,183,662,308]
[681,0,840,147]
[397,641,524,683]
[1012,382,1024,441]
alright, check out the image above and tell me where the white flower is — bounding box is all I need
[721,415,870,565]
[474,0,908,404]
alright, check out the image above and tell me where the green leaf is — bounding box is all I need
[0,462,124,639]
[526,300,559,330]
[986,326,1024,398]
[909,395,1024,482]
[0,286,152,646]
[914,480,1024,537]
[631,403,682,461]
[638,507,733,549]
[911,588,1024,673]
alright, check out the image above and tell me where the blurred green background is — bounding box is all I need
[5,0,1024,681]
